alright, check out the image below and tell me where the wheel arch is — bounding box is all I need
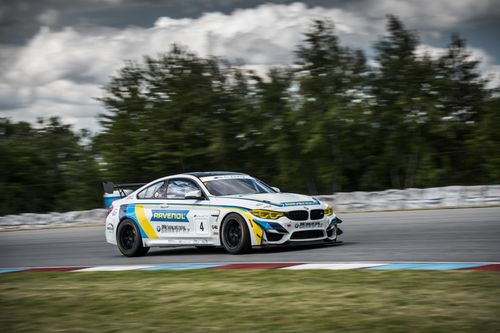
[116,216,132,236]
[115,217,150,257]
[219,210,262,246]
[116,216,148,246]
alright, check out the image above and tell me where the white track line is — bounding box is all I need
[283,263,387,270]
[74,265,155,272]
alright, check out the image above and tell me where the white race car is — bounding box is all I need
[104,172,343,256]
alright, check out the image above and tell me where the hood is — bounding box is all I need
[212,192,323,210]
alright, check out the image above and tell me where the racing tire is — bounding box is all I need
[221,213,251,254]
[117,219,150,257]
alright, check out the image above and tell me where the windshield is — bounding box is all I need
[203,177,275,196]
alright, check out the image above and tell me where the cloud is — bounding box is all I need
[348,0,499,28]
[37,9,59,26]
[0,2,377,130]
[152,2,376,62]
[0,1,498,130]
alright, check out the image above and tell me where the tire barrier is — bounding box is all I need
[317,185,500,212]
[0,208,106,231]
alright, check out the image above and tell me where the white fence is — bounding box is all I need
[0,185,499,230]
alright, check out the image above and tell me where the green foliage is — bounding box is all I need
[0,118,101,215]
[1,16,499,215]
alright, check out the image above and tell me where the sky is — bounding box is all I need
[1,0,499,131]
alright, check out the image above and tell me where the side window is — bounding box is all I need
[137,181,168,199]
[166,179,200,199]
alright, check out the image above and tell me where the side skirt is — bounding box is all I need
[145,237,217,247]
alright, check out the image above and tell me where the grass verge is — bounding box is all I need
[1,270,499,332]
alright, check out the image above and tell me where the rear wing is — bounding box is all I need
[102,182,146,208]
[102,182,146,196]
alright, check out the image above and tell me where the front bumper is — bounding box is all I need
[255,216,343,245]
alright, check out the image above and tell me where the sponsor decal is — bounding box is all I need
[201,175,251,181]
[294,221,323,229]
[151,210,189,222]
[211,224,218,235]
[282,201,318,207]
[214,175,246,179]
[157,225,191,233]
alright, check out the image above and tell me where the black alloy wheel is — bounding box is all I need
[121,224,136,249]
[221,213,251,254]
[117,219,150,257]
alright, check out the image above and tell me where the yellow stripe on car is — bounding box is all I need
[244,215,263,246]
[135,205,158,239]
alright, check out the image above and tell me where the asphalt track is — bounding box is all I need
[0,207,499,268]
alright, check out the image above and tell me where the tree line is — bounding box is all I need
[1,16,499,215]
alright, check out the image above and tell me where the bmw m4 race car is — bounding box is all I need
[104,172,343,256]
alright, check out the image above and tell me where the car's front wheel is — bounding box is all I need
[117,219,149,257]
[221,213,251,254]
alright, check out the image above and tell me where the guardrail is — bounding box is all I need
[0,185,499,230]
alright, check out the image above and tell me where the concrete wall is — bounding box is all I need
[1,185,499,230]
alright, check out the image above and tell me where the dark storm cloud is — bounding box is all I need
[0,0,344,44]
[2,1,500,54]
[2,0,499,56]
[0,0,498,130]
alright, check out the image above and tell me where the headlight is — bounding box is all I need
[324,205,334,216]
[249,209,284,219]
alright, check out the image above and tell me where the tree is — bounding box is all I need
[367,15,437,189]
[467,95,500,182]
[96,45,270,183]
[0,118,101,215]
[431,35,491,185]
[294,19,369,193]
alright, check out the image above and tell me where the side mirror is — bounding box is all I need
[271,187,280,193]
[184,190,203,200]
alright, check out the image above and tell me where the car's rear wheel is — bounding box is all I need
[117,219,149,257]
[221,213,251,254]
